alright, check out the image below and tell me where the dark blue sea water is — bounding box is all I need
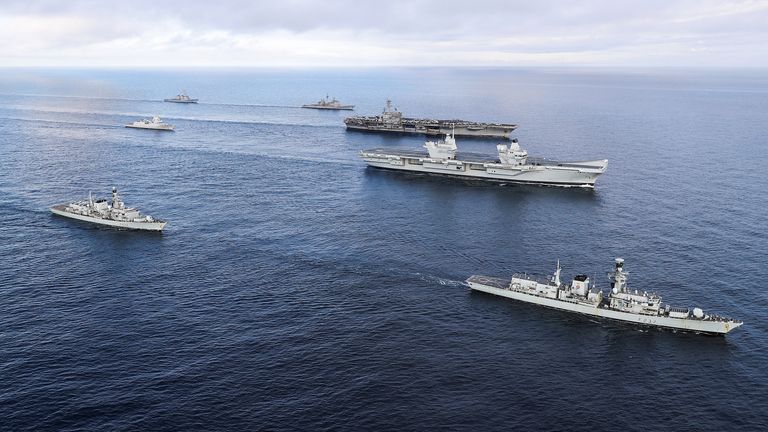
[1,67,767,431]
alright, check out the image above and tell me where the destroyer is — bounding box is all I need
[164,91,198,103]
[345,100,516,139]
[125,115,174,131]
[467,258,742,335]
[359,132,608,188]
[302,95,354,110]
[51,187,167,231]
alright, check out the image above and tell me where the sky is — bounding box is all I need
[1,0,767,67]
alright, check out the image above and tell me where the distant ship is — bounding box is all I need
[51,187,167,231]
[360,132,608,188]
[345,100,516,139]
[467,258,743,335]
[164,91,198,103]
[302,95,355,110]
[125,116,175,131]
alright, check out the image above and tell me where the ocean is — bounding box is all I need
[1,67,767,431]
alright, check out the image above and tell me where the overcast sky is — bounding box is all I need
[1,0,767,67]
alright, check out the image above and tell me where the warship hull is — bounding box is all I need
[51,205,167,231]
[163,99,198,103]
[346,122,515,139]
[302,104,354,110]
[360,149,607,188]
[125,124,174,131]
[467,276,740,335]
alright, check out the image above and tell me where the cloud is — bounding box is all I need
[0,0,767,67]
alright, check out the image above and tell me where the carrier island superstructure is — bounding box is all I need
[359,132,608,188]
[345,100,516,139]
[467,258,742,335]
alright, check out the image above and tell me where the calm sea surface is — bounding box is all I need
[1,68,767,431]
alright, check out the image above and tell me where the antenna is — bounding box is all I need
[553,259,562,286]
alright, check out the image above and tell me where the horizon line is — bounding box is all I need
[2,64,768,70]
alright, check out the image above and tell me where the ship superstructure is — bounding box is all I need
[359,132,608,188]
[467,258,742,335]
[51,187,167,231]
[302,95,354,110]
[125,115,175,131]
[345,100,516,139]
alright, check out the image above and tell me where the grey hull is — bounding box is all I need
[51,206,167,231]
[467,276,742,335]
[360,149,607,188]
[346,124,513,139]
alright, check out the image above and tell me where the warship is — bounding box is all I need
[51,187,167,231]
[125,115,175,131]
[467,258,743,335]
[344,100,516,139]
[359,132,608,188]
[164,91,198,103]
[302,95,354,110]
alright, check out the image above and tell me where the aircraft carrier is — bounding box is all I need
[360,132,608,188]
[344,100,516,139]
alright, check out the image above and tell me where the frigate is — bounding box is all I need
[359,132,608,188]
[164,91,198,103]
[125,115,175,131]
[51,187,167,231]
[467,258,742,335]
[345,100,516,139]
[302,95,354,110]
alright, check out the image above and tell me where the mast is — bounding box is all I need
[609,258,628,293]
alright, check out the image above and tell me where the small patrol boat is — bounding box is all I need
[51,187,167,231]
[125,115,174,131]
[467,258,743,335]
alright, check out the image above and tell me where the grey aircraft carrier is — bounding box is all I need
[344,100,516,139]
[360,133,608,188]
